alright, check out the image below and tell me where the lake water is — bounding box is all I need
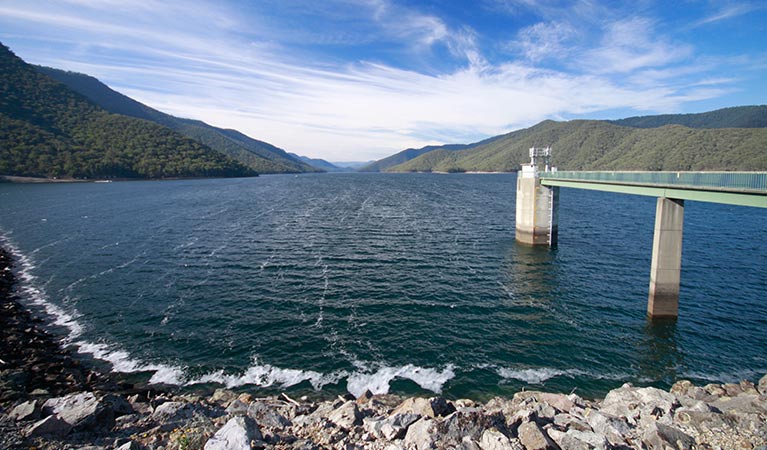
[1,173,765,400]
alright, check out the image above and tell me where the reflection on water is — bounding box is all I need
[638,318,682,386]
[502,244,559,304]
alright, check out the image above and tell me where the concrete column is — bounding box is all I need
[647,197,684,319]
[515,176,559,246]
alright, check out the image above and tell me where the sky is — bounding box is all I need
[1,1,765,162]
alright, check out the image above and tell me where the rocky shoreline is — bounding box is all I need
[2,247,766,449]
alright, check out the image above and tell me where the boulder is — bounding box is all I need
[758,374,767,395]
[380,413,420,440]
[404,417,437,450]
[247,401,291,428]
[548,428,608,450]
[641,421,695,450]
[478,428,519,450]
[42,392,114,431]
[584,410,629,446]
[516,421,556,450]
[601,384,680,424]
[25,414,71,437]
[204,415,263,450]
[225,399,250,416]
[326,400,362,429]
[151,401,195,422]
[393,396,455,418]
[102,394,134,417]
[436,410,508,446]
[9,399,39,421]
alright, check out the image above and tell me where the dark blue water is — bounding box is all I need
[1,173,765,400]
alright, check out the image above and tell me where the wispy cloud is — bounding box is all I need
[692,2,763,27]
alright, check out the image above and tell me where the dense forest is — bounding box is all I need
[376,107,767,173]
[35,66,319,174]
[0,44,256,179]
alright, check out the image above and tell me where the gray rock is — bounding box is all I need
[711,393,767,415]
[548,428,608,450]
[204,415,263,450]
[552,413,590,432]
[151,401,195,422]
[9,399,39,421]
[393,396,455,418]
[436,410,508,446]
[25,415,71,437]
[42,392,114,431]
[404,417,437,450]
[584,410,629,446]
[225,399,250,416]
[115,442,141,450]
[641,421,695,450]
[326,400,362,429]
[248,401,291,428]
[758,374,767,395]
[516,421,556,450]
[380,413,420,440]
[478,428,519,450]
[102,394,134,417]
[601,384,680,424]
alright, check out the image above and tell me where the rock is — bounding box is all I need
[151,401,195,422]
[9,399,39,421]
[436,410,508,446]
[600,384,680,424]
[670,380,694,397]
[478,428,519,450]
[248,401,291,428]
[115,441,142,450]
[204,415,263,450]
[584,410,629,446]
[25,414,72,437]
[42,391,114,431]
[758,374,767,395]
[404,417,437,450]
[379,413,420,440]
[327,400,362,429]
[641,421,695,450]
[516,421,556,450]
[211,388,237,405]
[548,428,608,450]
[393,396,455,418]
[226,399,250,416]
[552,413,590,432]
[512,391,581,414]
[102,393,134,417]
[711,393,767,415]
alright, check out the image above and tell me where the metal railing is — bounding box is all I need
[539,171,767,193]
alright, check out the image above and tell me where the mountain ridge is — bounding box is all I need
[0,43,256,180]
[34,66,319,174]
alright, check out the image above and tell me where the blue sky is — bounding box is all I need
[1,1,765,161]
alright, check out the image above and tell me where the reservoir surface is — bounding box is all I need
[1,173,765,400]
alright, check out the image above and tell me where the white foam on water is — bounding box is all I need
[346,363,456,398]
[189,359,348,390]
[74,341,186,384]
[496,367,586,384]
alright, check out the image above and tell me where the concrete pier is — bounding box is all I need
[515,147,559,247]
[647,197,684,319]
[515,176,559,246]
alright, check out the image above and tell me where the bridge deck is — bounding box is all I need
[540,171,767,208]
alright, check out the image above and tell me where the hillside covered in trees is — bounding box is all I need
[380,107,767,173]
[35,66,318,174]
[0,44,257,180]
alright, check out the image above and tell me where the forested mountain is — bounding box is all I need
[610,105,767,129]
[35,66,318,174]
[0,44,255,179]
[378,105,767,173]
[387,118,767,172]
[288,153,349,172]
[358,143,473,172]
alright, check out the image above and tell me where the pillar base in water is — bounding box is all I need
[515,176,559,247]
[647,197,684,319]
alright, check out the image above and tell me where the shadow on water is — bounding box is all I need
[638,317,682,388]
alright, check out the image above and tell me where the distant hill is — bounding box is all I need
[610,105,767,129]
[35,66,318,174]
[388,117,767,172]
[358,143,472,172]
[289,153,349,172]
[0,43,255,179]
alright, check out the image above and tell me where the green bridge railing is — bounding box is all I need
[539,171,767,193]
